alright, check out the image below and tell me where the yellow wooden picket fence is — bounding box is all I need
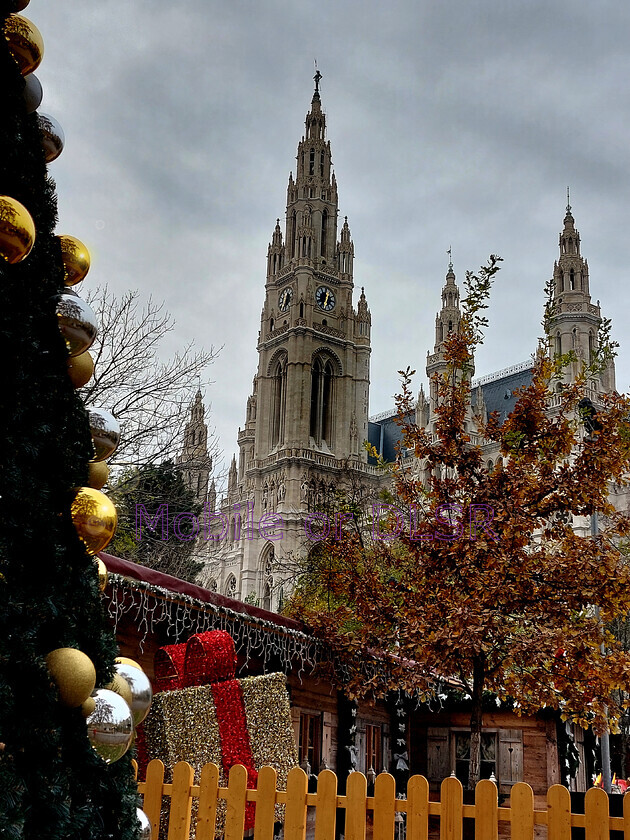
[137,759,630,840]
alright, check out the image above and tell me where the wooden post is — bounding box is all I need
[284,766,309,840]
[584,787,609,840]
[440,776,463,840]
[254,765,278,840]
[167,762,195,840]
[142,759,165,840]
[195,762,219,840]
[474,779,497,840]
[406,775,429,840]
[314,769,338,840]
[373,772,396,840]
[547,784,571,840]
[509,782,534,840]
[345,772,368,840]
[224,764,248,840]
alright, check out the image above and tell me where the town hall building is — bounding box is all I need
[177,75,615,607]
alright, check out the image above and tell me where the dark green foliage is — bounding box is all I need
[0,5,139,839]
[109,461,204,583]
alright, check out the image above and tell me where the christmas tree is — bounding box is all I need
[0,4,142,838]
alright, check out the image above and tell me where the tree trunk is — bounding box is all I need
[467,656,485,790]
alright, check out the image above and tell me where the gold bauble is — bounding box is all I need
[96,557,108,591]
[67,351,94,388]
[4,14,43,75]
[81,696,96,717]
[115,657,142,670]
[58,235,90,286]
[0,195,35,264]
[70,487,117,555]
[46,648,96,708]
[87,460,109,491]
[104,673,133,709]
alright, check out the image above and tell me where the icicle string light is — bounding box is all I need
[106,575,320,677]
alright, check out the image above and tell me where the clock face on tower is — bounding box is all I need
[278,287,293,311]
[315,285,336,311]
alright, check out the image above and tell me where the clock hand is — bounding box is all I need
[324,291,330,307]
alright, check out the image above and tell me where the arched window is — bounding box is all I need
[309,148,315,175]
[299,301,304,318]
[448,320,453,333]
[487,459,494,472]
[555,332,562,357]
[310,356,335,446]
[289,211,296,258]
[225,575,237,598]
[320,150,325,177]
[207,578,217,593]
[321,209,328,256]
[589,331,595,364]
[271,357,287,446]
[269,318,274,333]
[569,268,575,290]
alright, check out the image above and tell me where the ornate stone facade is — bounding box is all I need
[182,82,616,608]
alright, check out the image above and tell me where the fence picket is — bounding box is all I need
[624,790,630,840]
[167,762,195,840]
[373,772,396,840]
[440,776,463,840]
[509,782,534,840]
[224,764,248,840]
[406,774,429,840]
[195,762,219,840]
[474,779,497,840]
[314,769,337,840]
[254,766,278,840]
[585,787,609,840]
[142,759,165,840]
[284,766,309,840]
[547,784,571,840]
[346,772,368,840]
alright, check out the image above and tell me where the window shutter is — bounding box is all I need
[498,729,523,791]
[427,727,450,784]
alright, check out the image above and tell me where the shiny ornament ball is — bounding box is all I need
[12,0,31,10]
[46,648,96,708]
[36,112,64,163]
[81,696,95,717]
[67,351,94,388]
[115,656,142,670]
[58,235,90,286]
[115,662,153,726]
[105,673,133,709]
[23,72,42,113]
[136,808,152,840]
[87,408,120,462]
[4,14,43,75]
[86,689,134,764]
[96,557,108,591]
[87,460,109,490]
[0,195,35,264]
[56,293,97,357]
[70,487,117,555]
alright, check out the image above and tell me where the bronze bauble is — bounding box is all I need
[87,461,109,490]
[96,557,108,591]
[58,235,90,286]
[70,487,117,555]
[67,351,94,388]
[46,648,96,708]
[4,14,43,75]
[86,408,120,462]
[0,195,35,264]
[80,696,96,717]
[56,293,97,357]
[86,689,134,764]
[36,112,64,163]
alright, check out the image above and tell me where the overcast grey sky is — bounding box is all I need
[31,0,630,473]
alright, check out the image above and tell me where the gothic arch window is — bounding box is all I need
[569,268,575,290]
[320,150,325,177]
[589,331,595,364]
[225,574,237,598]
[448,320,453,333]
[207,578,217,593]
[321,209,328,256]
[269,318,274,333]
[555,332,562,357]
[309,148,315,176]
[299,301,304,318]
[289,211,296,258]
[310,355,335,446]
[487,459,494,472]
[439,322,444,342]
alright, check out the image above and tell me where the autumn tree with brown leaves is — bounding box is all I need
[287,256,630,789]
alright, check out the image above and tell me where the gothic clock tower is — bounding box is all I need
[219,75,377,604]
